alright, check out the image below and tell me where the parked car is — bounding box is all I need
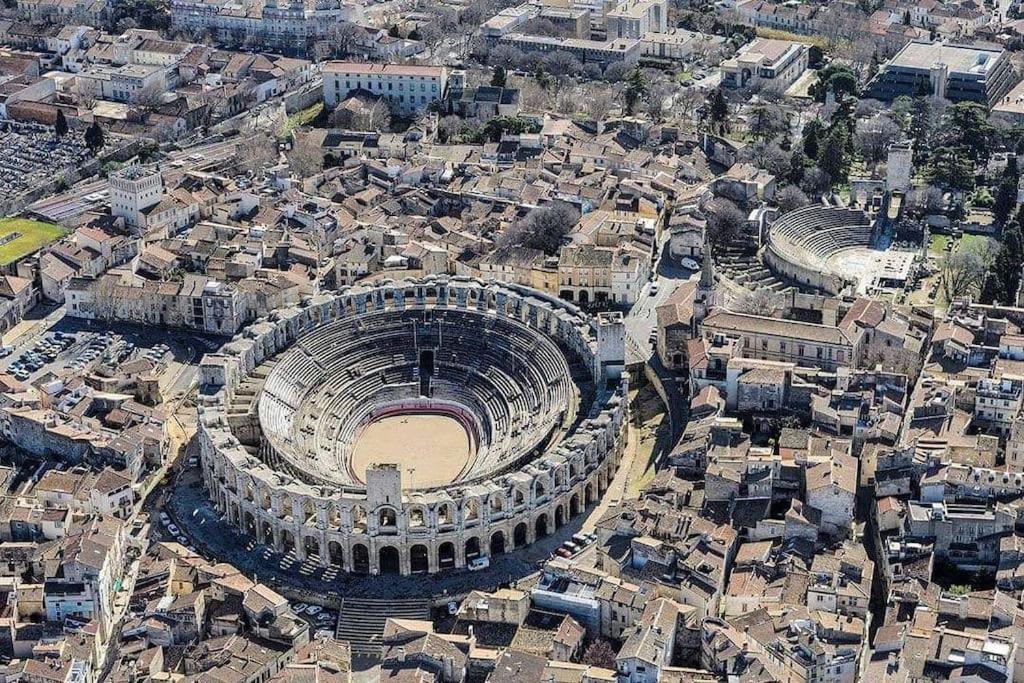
[467,556,490,571]
[306,605,322,615]
[648,283,659,296]
[680,257,700,270]
[167,524,179,535]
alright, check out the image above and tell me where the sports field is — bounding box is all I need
[0,218,66,266]
[350,413,473,488]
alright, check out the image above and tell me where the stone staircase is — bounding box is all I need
[335,597,431,658]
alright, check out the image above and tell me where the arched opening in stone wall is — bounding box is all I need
[465,537,481,560]
[514,523,528,548]
[328,541,344,567]
[410,544,429,573]
[490,531,505,556]
[535,513,549,539]
[304,536,320,561]
[438,542,456,569]
[352,544,370,573]
[281,529,296,555]
[379,546,401,574]
[570,493,581,517]
[352,506,368,533]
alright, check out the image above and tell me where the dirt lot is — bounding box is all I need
[350,413,473,488]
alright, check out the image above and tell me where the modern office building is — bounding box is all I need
[866,41,1016,106]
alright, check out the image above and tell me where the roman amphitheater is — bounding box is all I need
[196,277,629,576]
[717,204,917,297]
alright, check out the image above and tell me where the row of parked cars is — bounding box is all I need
[158,511,198,554]
[292,602,337,629]
[8,332,76,380]
[554,532,596,559]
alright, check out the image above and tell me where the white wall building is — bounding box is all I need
[323,62,447,116]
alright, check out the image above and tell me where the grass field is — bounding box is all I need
[280,102,324,138]
[928,234,950,255]
[754,27,826,49]
[0,218,66,266]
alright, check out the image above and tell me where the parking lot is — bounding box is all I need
[0,314,215,396]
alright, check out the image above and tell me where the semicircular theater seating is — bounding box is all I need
[763,204,874,295]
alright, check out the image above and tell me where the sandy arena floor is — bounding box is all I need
[350,414,473,488]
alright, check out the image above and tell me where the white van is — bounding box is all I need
[467,557,490,571]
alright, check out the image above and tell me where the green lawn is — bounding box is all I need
[929,234,950,255]
[281,102,324,137]
[0,218,66,266]
[959,233,994,255]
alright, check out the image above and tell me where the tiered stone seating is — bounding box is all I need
[254,304,581,489]
[768,205,873,269]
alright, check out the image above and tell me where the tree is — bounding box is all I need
[939,102,993,162]
[133,81,165,114]
[287,133,324,178]
[853,114,900,163]
[809,64,858,102]
[84,121,105,152]
[808,44,824,69]
[499,201,580,255]
[994,172,1020,226]
[928,146,975,193]
[748,102,788,142]
[980,223,1023,304]
[938,248,986,304]
[709,88,728,133]
[488,45,524,69]
[236,132,277,174]
[776,185,810,213]
[906,185,945,216]
[543,51,583,77]
[787,150,806,186]
[800,167,832,197]
[818,126,850,187]
[603,62,631,82]
[706,197,746,250]
[491,65,507,88]
[731,289,784,317]
[741,141,789,178]
[54,109,68,138]
[802,119,824,160]
[582,640,617,669]
[624,68,647,117]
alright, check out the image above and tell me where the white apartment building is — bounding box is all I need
[323,62,447,116]
[606,0,667,39]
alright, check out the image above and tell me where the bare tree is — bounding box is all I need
[287,133,324,178]
[236,132,278,175]
[498,201,580,255]
[854,114,901,163]
[906,185,945,216]
[132,82,166,114]
[776,185,810,213]
[583,86,620,122]
[705,197,746,249]
[730,289,784,317]
[938,249,986,304]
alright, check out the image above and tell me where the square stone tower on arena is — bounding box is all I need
[886,140,913,193]
[366,463,403,509]
[594,311,626,383]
